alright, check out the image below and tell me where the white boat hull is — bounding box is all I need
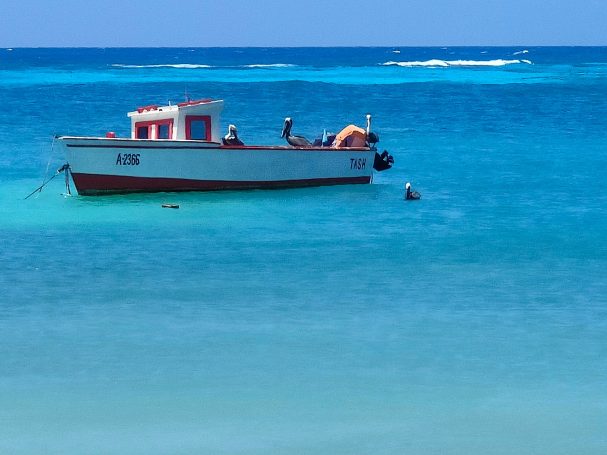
[58,137,375,195]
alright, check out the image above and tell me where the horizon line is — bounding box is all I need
[3,45,607,50]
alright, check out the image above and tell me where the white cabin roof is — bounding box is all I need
[127,99,224,142]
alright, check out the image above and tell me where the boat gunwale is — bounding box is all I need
[57,136,371,152]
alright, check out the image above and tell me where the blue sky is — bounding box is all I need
[1,0,606,46]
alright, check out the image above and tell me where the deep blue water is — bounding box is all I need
[1,47,606,454]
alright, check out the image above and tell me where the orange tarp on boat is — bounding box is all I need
[333,125,367,148]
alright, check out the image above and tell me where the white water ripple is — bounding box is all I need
[381,59,533,68]
[244,64,296,68]
[111,63,297,69]
[112,64,213,69]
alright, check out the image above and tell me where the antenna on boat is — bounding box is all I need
[184,86,191,102]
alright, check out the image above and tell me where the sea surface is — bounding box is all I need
[1,47,606,454]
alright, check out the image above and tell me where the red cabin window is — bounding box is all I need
[157,123,170,139]
[136,125,149,139]
[156,119,173,139]
[135,119,173,139]
[185,115,211,140]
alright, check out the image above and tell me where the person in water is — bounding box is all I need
[405,182,421,200]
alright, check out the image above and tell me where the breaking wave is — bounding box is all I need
[112,64,212,69]
[381,59,532,68]
[513,50,529,55]
[112,63,297,69]
[244,63,296,68]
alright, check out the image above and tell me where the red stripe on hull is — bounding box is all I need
[71,173,371,195]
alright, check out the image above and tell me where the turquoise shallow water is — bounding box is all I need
[1,48,607,454]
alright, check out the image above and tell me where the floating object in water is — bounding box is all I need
[162,204,179,209]
[405,182,421,200]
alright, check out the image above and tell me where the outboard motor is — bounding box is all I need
[373,150,394,171]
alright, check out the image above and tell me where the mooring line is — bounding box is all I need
[25,164,70,200]
[43,136,56,183]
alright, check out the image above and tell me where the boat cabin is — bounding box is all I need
[127,99,223,142]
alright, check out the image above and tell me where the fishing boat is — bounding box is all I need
[56,98,393,195]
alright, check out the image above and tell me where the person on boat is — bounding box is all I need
[281,117,312,147]
[222,124,244,146]
[405,182,421,200]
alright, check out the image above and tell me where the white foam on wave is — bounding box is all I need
[382,59,449,67]
[381,59,532,68]
[244,63,296,68]
[513,49,529,55]
[112,63,297,69]
[112,63,212,69]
